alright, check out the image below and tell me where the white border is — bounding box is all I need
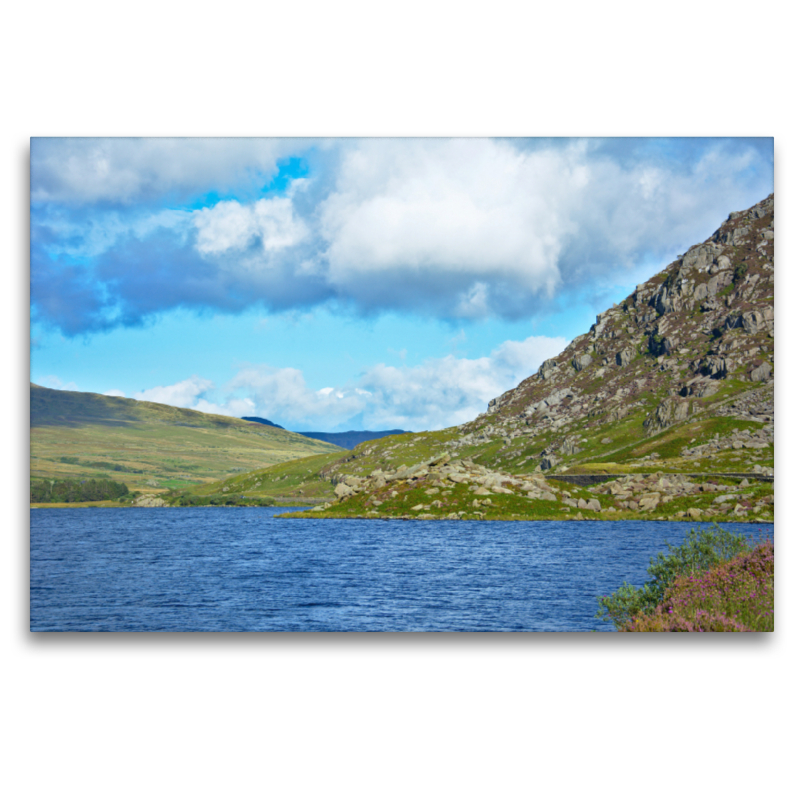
[6,2,796,798]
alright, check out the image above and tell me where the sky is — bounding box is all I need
[30,137,774,432]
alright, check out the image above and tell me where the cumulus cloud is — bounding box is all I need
[133,376,215,408]
[316,138,773,318]
[354,334,568,429]
[148,334,568,431]
[193,197,308,255]
[319,139,570,307]
[31,138,300,204]
[30,137,774,335]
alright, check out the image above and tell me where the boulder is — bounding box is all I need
[741,310,767,334]
[707,272,730,296]
[713,494,737,504]
[699,356,728,379]
[616,348,634,367]
[710,254,731,273]
[134,494,167,507]
[572,353,593,372]
[643,398,691,433]
[681,244,720,272]
[749,362,772,382]
[639,493,661,511]
[544,388,570,407]
[538,358,558,381]
[693,282,708,301]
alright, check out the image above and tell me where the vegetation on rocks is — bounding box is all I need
[597,525,773,631]
[622,542,774,631]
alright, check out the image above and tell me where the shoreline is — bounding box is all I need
[29,502,773,525]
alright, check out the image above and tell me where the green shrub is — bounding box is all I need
[621,542,774,631]
[168,492,275,507]
[30,478,131,503]
[597,524,751,629]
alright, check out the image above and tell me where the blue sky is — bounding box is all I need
[30,137,774,432]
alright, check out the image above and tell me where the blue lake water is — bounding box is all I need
[29,508,773,632]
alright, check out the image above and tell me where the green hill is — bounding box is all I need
[30,384,343,495]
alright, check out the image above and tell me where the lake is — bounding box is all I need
[29,508,773,632]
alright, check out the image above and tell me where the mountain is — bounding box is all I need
[242,416,284,429]
[274,194,774,522]
[293,430,408,449]
[242,418,408,448]
[30,384,343,494]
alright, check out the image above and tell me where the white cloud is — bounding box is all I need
[32,137,773,333]
[310,138,772,319]
[319,139,570,306]
[193,196,308,255]
[31,138,300,204]
[104,389,126,397]
[193,397,256,418]
[224,367,364,429]
[133,376,215,408]
[356,334,568,429]
[181,334,569,431]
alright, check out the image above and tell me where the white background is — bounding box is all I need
[4,2,796,798]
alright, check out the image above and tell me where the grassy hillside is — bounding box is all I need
[166,451,345,504]
[30,384,343,494]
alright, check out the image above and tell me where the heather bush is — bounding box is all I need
[622,542,774,631]
[597,524,753,629]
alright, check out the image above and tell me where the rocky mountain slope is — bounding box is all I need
[274,194,774,522]
[465,192,774,468]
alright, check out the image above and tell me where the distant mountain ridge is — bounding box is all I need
[295,430,408,449]
[30,384,342,494]
[241,418,408,450]
[242,416,284,429]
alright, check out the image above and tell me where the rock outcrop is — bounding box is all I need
[464,193,774,455]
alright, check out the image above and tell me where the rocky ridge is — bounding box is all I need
[454,193,774,469]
